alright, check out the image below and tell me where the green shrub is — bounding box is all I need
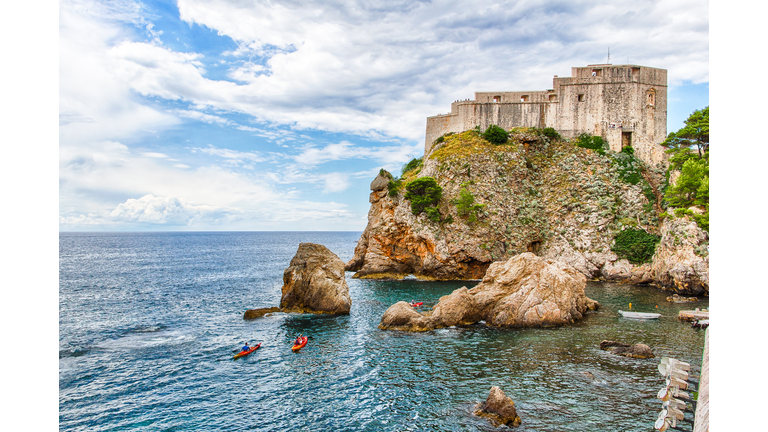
[612,228,661,264]
[404,176,443,219]
[576,133,607,154]
[541,127,561,140]
[610,151,643,185]
[402,157,423,176]
[388,178,402,197]
[452,187,485,222]
[482,124,509,145]
[433,136,445,145]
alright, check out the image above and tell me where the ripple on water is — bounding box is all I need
[59,233,707,432]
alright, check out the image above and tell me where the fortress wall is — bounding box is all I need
[475,90,554,103]
[425,64,668,166]
[457,102,554,132]
[425,113,463,154]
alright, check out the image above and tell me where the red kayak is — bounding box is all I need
[292,337,308,352]
[410,302,423,307]
[233,343,261,359]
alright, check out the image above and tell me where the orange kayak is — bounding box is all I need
[233,343,261,359]
[292,337,308,352]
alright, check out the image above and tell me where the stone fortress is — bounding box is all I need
[425,64,668,166]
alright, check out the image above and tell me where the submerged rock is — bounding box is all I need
[243,307,281,320]
[378,253,599,331]
[599,340,655,359]
[280,243,351,314]
[474,386,522,427]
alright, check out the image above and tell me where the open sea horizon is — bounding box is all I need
[60,231,707,431]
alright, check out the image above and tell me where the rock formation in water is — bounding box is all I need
[650,217,709,295]
[243,307,281,320]
[378,253,599,331]
[280,243,351,314]
[599,340,655,359]
[474,386,522,427]
[347,129,709,295]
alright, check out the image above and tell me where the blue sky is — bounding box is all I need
[58,0,710,231]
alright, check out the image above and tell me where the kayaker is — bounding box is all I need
[241,342,250,352]
[295,335,302,345]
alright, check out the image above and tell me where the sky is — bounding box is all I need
[57,0,710,232]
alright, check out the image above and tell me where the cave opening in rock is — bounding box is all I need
[527,241,542,255]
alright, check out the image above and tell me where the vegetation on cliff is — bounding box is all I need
[481,124,509,145]
[611,228,661,264]
[661,107,709,231]
[417,126,660,265]
[404,176,443,222]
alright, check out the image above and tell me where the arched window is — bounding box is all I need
[646,89,656,106]
[493,96,501,103]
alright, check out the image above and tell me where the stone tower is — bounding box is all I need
[425,64,667,166]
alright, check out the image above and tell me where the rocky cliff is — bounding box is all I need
[348,129,708,294]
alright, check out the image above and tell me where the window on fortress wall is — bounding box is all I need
[632,67,640,78]
[521,95,529,102]
[647,90,655,106]
[592,69,602,77]
[493,96,501,103]
[549,94,557,102]
[578,94,585,102]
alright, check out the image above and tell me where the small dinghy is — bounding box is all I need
[618,310,661,319]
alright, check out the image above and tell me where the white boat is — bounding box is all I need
[618,310,661,319]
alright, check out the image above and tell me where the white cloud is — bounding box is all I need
[108,194,239,225]
[173,109,233,125]
[142,152,168,158]
[192,146,268,164]
[321,172,351,194]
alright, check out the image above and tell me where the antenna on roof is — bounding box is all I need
[607,47,610,64]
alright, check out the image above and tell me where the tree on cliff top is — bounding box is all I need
[661,106,709,158]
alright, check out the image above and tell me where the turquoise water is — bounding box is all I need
[59,232,707,431]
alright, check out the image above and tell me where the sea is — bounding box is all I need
[59,231,708,431]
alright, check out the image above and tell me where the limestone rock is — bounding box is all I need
[474,386,522,427]
[280,243,351,314]
[600,340,655,359]
[243,307,280,320]
[650,217,709,295]
[369,171,391,191]
[378,253,599,331]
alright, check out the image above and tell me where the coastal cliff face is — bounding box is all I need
[650,217,709,295]
[348,129,709,293]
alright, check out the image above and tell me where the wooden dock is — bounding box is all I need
[678,309,709,322]
[693,327,709,432]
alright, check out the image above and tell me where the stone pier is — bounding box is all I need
[693,327,709,432]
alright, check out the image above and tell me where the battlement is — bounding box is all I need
[425,64,668,166]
